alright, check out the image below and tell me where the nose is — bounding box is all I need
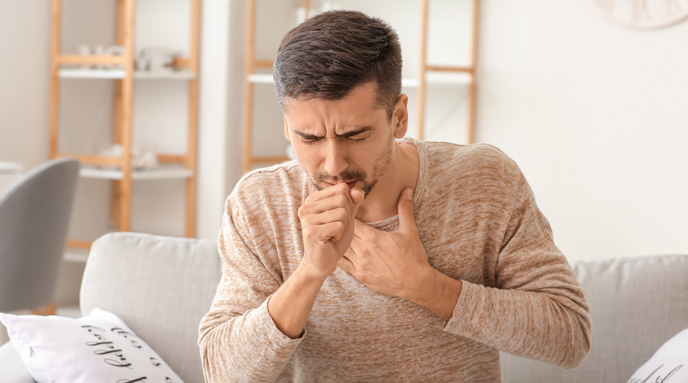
[323,139,348,177]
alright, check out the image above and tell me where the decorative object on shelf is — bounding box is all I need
[98,144,159,171]
[0,161,23,175]
[585,0,688,29]
[77,44,125,69]
[136,47,180,73]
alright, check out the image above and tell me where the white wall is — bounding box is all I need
[0,1,51,345]
[476,0,688,260]
[0,2,50,168]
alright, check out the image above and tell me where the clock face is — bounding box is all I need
[588,0,688,29]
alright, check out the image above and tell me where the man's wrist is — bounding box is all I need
[267,258,329,339]
[403,266,462,322]
[297,256,334,283]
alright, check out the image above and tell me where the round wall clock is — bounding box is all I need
[587,0,688,29]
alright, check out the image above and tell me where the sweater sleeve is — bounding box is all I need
[198,196,303,382]
[443,171,592,369]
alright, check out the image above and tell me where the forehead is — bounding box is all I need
[283,82,387,132]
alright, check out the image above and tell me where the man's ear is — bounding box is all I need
[392,94,409,139]
[283,116,291,142]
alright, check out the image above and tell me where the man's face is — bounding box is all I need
[283,82,408,197]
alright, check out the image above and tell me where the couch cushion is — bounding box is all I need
[80,232,221,383]
[0,341,35,383]
[0,308,182,383]
[501,254,688,382]
[627,327,688,382]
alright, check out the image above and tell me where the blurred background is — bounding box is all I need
[0,0,686,317]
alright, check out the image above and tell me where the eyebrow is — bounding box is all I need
[292,126,373,140]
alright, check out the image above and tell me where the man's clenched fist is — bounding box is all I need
[298,183,364,277]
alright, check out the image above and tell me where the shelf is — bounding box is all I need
[63,248,90,263]
[247,72,473,87]
[79,165,193,180]
[0,161,23,175]
[58,68,196,80]
[403,72,473,87]
[55,305,82,318]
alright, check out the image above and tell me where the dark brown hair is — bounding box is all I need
[273,10,402,118]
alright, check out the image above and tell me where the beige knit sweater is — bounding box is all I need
[199,140,591,382]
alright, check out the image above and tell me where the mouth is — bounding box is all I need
[325,181,357,190]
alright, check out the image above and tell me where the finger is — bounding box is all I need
[300,207,349,226]
[349,187,365,208]
[328,240,346,258]
[306,194,352,215]
[337,255,355,274]
[397,188,417,233]
[347,237,362,261]
[313,221,346,243]
[353,218,374,239]
[306,183,354,204]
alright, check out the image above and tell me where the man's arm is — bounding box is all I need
[199,183,363,382]
[340,181,591,369]
[268,183,363,338]
[443,173,591,368]
[339,188,463,321]
[198,196,300,383]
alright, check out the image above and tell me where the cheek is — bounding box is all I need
[292,146,319,171]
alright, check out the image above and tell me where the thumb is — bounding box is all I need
[349,187,365,214]
[397,188,416,232]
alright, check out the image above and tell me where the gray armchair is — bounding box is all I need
[0,157,80,313]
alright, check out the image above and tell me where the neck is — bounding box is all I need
[355,139,419,223]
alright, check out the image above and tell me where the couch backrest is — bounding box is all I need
[81,233,688,383]
[501,254,688,382]
[80,232,221,383]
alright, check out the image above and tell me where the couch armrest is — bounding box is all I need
[0,342,35,383]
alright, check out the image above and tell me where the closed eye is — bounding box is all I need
[300,137,321,145]
[295,132,322,145]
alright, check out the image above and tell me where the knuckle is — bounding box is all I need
[335,207,348,220]
[337,194,348,204]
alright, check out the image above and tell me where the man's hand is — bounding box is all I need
[268,183,364,339]
[338,189,462,321]
[298,183,365,278]
[338,188,431,297]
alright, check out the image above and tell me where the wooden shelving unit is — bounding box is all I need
[241,0,479,174]
[417,0,479,144]
[49,0,202,252]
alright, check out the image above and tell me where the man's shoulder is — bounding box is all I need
[229,160,309,208]
[422,141,521,180]
[237,160,304,187]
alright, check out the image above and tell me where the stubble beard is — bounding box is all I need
[309,137,394,198]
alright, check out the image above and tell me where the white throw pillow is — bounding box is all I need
[627,328,687,383]
[0,308,183,383]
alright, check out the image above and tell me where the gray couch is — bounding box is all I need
[1,232,686,382]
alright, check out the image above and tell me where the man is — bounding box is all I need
[199,10,591,382]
